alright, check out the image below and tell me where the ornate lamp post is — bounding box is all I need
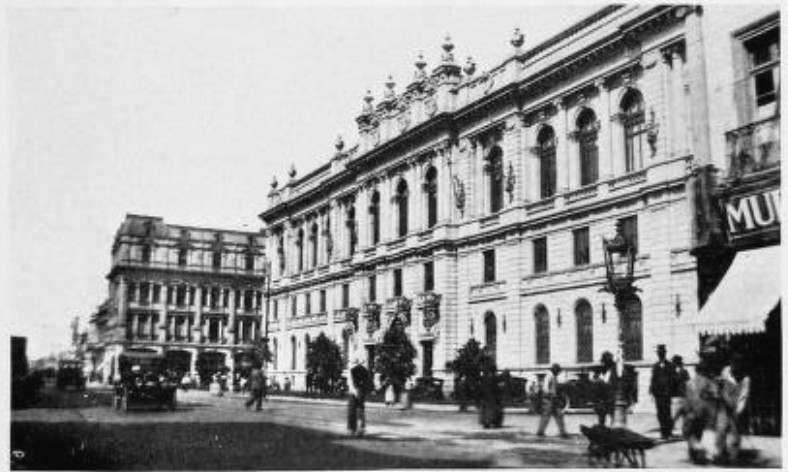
[601,221,638,428]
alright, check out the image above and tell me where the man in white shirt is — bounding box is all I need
[536,363,569,438]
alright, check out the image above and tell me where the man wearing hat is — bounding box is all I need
[650,344,675,439]
[347,356,372,437]
[536,363,569,438]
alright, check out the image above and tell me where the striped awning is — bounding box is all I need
[696,246,781,336]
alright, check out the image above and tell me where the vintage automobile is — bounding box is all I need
[56,360,86,391]
[114,352,177,412]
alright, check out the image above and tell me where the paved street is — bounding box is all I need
[11,387,782,469]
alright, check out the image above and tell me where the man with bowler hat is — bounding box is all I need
[650,344,675,439]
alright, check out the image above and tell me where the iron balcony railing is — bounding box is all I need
[725,115,780,179]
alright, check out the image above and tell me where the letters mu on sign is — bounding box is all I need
[723,187,781,243]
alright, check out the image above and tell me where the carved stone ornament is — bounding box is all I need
[452,175,466,214]
[422,292,442,329]
[647,108,659,157]
[425,96,438,117]
[325,231,334,258]
[505,162,516,202]
[393,297,412,326]
[346,307,359,332]
[398,110,411,132]
[364,303,381,335]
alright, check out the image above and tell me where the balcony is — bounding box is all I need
[726,115,780,179]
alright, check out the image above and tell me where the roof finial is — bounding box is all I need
[362,90,375,113]
[270,175,279,189]
[414,52,427,81]
[442,35,455,63]
[511,27,525,52]
[288,164,297,180]
[335,135,345,152]
[463,56,476,76]
[384,75,396,100]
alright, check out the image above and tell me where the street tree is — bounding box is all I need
[306,333,344,395]
[445,338,493,410]
[374,322,416,397]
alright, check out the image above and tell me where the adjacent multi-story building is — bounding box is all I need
[89,214,266,384]
[260,4,718,404]
[687,6,780,434]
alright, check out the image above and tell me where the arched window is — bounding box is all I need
[424,167,438,228]
[310,223,318,268]
[486,147,504,213]
[369,191,380,245]
[535,305,550,365]
[621,295,643,361]
[297,229,305,272]
[346,205,357,255]
[575,299,594,363]
[621,90,646,173]
[396,180,409,237]
[484,311,497,362]
[577,109,599,186]
[538,127,557,199]
[291,335,297,370]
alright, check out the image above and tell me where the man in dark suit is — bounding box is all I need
[347,358,371,437]
[650,344,675,439]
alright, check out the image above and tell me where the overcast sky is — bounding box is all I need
[5,0,603,358]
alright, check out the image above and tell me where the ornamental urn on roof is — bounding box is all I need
[383,75,396,100]
[511,27,525,52]
[441,34,455,63]
[335,135,345,153]
[414,52,427,81]
[288,164,297,180]
[463,56,477,76]
[270,175,278,189]
[362,90,375,114]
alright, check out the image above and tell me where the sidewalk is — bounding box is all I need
[189,389,782,468]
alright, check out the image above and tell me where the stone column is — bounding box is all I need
[380,177,392,241]
[596,79,613,180]
[671,47,688,156]
[554,99,569,193]
[439,148,452,223]
[684,8,710,165]
[228,288,237,344]
[611,113,625,177]
[567,131,580,189]
[188,348,198,374]
[472,139,483,217]
[194,285,203,343]
[118,277,129,339]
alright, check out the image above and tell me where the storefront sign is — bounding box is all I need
[724,188,780,239]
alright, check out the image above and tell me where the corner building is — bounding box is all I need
[89,214,266,384]
[261,5,728,404]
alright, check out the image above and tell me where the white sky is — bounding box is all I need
[4,0,604,359]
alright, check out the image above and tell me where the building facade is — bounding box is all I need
[259,4,780,410]
[688,6,780,434]
[88,214,266,385]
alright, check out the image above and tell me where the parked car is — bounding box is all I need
[114,352,177,412]
[56,360,86,390]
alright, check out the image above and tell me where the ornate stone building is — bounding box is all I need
[89,214,266,384]
[260,4,779,407]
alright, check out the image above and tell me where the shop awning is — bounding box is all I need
[696,246,781,336]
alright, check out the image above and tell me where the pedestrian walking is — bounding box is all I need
[347,358,371,437]
[384,382,395,407]
[593,352,617,426]
[650,344,675,439]
[681,354,720,464]
[536,364,569,438]
[245,363,266,411]
[479,359,503,428]
[715,352,751,463]
[671,355,690,429]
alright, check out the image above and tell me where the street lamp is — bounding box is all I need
[601,220,638,428]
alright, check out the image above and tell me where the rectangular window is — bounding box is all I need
[223,288,230,308]
[188,286,196,306]
[178,248,188,267]
[319,290,327,313]
[393,269,403,297]
[152,284,161,304]
[291,296,297,317]
[127,282,137,303]
[746,27,779,108]
[342,284,350,309]
[533,237,548,274]
[273,299,279,320]
[620,216,639,255]
[166,286,173,305]
[305,292,312,314]
[176,286,186,306]
[255,291,262,311]
[245,253,255,271]
[483,249,496,283]
[141,245,151,263]
[423,261,434,292]
[212,251,222,269]
[368,275,376,302]
[573,227,590,266]
[139,282,150,304]
[210,287,219,309]
[244,291,254,311]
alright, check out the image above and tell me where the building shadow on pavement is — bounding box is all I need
[11,421,490,470]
